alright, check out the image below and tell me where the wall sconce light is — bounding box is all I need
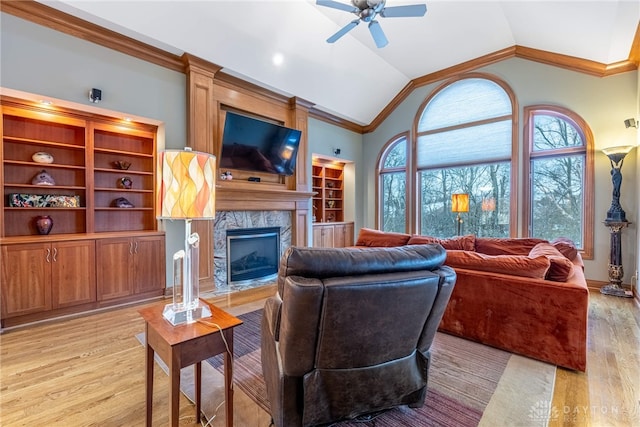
[600,144,635,298]
[623,118,637,129]
[89,88,102,103]
[451,193,469,236]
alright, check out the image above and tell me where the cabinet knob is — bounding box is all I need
[52,248,58,262]
[46,248,51,263]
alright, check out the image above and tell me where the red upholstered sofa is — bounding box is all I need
[355,229,589,371]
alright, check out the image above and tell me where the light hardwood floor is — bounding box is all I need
[1,287,638,426]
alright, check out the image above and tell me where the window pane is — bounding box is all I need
[417,119,512,168]
[418,78,511,131]
[383,139,406,169]
[419,163,510,238]
[381,172,406,233]
[531,155,584,246]
[533,114,584,152]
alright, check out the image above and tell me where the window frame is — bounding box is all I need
[376,132,410,232]
[412,73,519,237]
[522,105,594,259]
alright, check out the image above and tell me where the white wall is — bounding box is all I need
[362,58,639,284]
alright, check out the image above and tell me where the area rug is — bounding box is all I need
[205,309,557,427]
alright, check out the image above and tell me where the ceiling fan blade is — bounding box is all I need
[327,20,360,43]
[368,20,388,48]
[316,0,359,13]
[380,4,427,18]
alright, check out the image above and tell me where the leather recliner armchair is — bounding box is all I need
[261,244,456,426]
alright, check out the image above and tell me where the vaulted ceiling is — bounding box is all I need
[31,1,640,126]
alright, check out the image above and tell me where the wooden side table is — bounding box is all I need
[139,300,243,427]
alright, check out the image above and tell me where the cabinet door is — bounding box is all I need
[343,222,354,247]
[1,243,51,318]
[51,240,96,309]
[133,236,166,294]
[96,238,133,301]
[318,225,335,248]
[334,224,347,248]
[313,226,324,247]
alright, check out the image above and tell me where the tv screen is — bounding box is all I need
[220,112,301,176]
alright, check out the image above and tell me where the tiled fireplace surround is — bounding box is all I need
[212,210,292,294]
[208,182,313,295]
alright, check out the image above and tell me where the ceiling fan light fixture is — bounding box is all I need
[317,0,427,48]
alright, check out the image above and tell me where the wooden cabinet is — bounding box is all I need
[1,239,95,319]
[51,240,96,309]
[97,235,166,301]
[0,97,165,328]
[312,160,344,223]
[313,222,354,248]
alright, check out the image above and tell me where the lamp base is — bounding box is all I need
[162,300,212,325]
[600,284,633,298]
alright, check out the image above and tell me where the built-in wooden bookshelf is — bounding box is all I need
[0,97,165,328]
[312,158,354,248]
[312,159,344,223]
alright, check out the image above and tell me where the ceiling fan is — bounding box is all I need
[317,0,427,48]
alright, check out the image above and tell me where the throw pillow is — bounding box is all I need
[355,228,411,247]
[529,242,574,282]
[550,237,579,261]
[408,234,476,251]
[475,237,548,255]
[445,250,550,279]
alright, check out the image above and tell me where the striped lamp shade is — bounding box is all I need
[451,193,469,213]
[157,149,216,219]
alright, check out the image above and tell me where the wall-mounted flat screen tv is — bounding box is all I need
[220,112,302,176]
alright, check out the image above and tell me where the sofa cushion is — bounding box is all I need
[550,237,579,261]
[445,250,550,279]
[529,242,574,282]
[355,227,411,247]
[474,237,548,255]
[408,234,476,251]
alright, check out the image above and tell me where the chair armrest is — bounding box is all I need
[264,293,283,341]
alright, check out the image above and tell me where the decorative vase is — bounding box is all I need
[35,215,54,235]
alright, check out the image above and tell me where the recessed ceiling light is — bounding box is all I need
[39,100,53,105]
[272,53,284,67]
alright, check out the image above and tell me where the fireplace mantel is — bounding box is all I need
[216,181,315,212]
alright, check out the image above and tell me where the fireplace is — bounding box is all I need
[226,227,280,285]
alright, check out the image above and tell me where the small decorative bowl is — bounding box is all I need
[32,152,54,164]
[113,161,131,170]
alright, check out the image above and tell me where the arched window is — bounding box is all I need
[377,133,408,232]
[523,106,594,258]
[414,74,517,237]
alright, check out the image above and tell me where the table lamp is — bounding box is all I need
[157,148,216,324]
[451,193,469,236]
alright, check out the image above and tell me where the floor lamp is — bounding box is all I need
[451,193,469,236]
[601,145,634,298]
[158,148,217,324]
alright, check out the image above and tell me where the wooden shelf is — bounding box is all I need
[312,159,344,223]
[1,97,165,328]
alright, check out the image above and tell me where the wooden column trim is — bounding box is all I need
[182,53,221,289]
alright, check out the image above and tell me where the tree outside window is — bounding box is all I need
[378,135,407,233]
[525,107,593,253]
[415,76,515,238]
